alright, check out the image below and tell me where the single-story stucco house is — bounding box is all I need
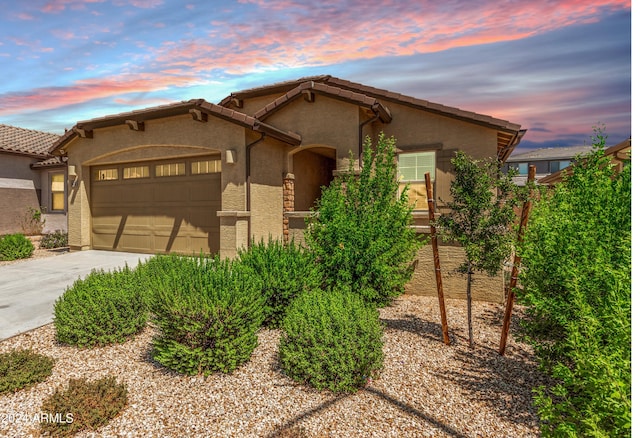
[49,75,526,302]
[0,124,67,235]
[538,137,631,185]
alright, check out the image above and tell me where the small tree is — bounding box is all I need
[437,152,518,348]
[305,132,422,307]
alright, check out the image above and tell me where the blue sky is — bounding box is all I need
[0,0,631,153]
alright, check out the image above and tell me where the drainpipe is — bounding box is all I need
[245,132,265,246]
[358,113,380,168]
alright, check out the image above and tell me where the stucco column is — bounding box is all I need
[282,173,295,243]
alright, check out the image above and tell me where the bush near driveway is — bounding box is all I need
[53,266,147,348]
[0,233,35,261]
[148,255,265,375]
[39,230,68,249]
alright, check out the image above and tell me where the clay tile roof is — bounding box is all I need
[322,76,522,133]
[224,75,521,132]
[254,81,392,123]
[219,75,333,106]
[0,123,60,158]
[49,99,301,155]
[31,156,67,169]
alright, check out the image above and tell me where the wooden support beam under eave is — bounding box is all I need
[189,109,209,122]
[73,127,93,138]
[125,120,145,131]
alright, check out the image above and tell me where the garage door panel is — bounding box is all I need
[91,159,221,255]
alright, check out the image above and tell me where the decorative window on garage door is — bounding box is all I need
[123,165,150,179]
[94,168,118,181]
[191,159,221,175]
[155,162,186,177]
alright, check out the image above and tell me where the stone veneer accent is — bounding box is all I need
[282,173,295,243]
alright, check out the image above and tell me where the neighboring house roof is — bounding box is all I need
[538,138,631,185]
[0,123,60,159]
[49,99,302,155]
[506,145,594,162]
[220,75,525,161]
[30,156,67,169]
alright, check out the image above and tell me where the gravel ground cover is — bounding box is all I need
[0,293,547,437]
[0,236,68,267]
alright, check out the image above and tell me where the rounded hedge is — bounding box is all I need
[238,238,320,328]
[149,255,265,375]
[0,233,34,261]
[53,266,147,348]
[279,288,384,393]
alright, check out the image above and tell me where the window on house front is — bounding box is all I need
[549,160,571,173]
[191,159,221,175]
[397,151,436,210]
[123,165,150,179]
[50,173,65,211]
[155,162,186,177]
[94,168,118,181]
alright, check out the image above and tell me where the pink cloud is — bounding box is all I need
[148,0,630,75]
[0,72,202,116]
[41,0,105,13]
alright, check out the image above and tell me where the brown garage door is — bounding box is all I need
[91,156,221,254]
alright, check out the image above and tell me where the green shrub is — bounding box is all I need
[0,233,34,261]
[40,376,127,437]
[150,255,265,375]
[0,349,54,394]
[518,128,631,436]
[238,237,320,328]
[53,266,147,348]
[279,288,384,393]
[40,230,68,249]
[305,133,422,307]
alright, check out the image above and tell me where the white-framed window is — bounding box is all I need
[155,162,186,177]
[50,172,65,211]
[397,151,436,210]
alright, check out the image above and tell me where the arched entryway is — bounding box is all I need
[291,146,336,211]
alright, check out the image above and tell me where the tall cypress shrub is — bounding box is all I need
[518,128,631,436]
[305,132,422,307]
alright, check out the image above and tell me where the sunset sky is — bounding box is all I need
[0,0,632,152]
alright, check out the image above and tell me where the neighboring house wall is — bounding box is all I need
[0,154,41,234]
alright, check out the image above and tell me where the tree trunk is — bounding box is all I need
[466,261,474,348]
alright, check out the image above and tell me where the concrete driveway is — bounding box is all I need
[0,250,151,341]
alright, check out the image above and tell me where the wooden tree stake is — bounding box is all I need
[425,172,450,345]
[499,165,536,356]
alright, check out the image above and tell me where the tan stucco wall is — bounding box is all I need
[262,96,360,171]
[248,137,288,243]
[63,114,248,252]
